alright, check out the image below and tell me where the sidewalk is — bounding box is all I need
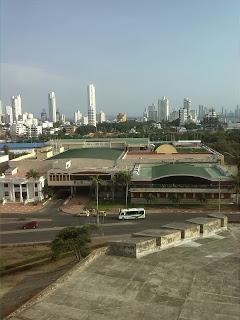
[0,203,43,214]
[61,195,89,215]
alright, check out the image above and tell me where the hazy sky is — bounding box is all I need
[1,0,240,118]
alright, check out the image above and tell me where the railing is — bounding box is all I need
[131,183,234,190]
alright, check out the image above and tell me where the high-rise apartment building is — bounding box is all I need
[5,105,13,124]
[97,111,106,123]
[48,92,57,123]
[11,95,22,122]
[87,84,97,127]
[148,104,157,122]
[183,98,191,118]
[74,110,82,124]
[158,96,169,122]
[41,109,47,122]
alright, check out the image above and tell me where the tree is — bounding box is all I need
[144,193,156,205]
[26,169,40,179]
[42,181,54,198]
[114,171,131,208]
[2,144,9,155]
[51,225,98,261]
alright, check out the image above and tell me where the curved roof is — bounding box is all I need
[155,144,178,154]
[132,163,233,182]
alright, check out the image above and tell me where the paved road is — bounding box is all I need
[0,199,239,245]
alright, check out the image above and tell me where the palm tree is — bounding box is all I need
[114,171,131,208]
[26,169,40,202]
[26,169,40,179]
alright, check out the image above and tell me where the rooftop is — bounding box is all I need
[49,148,124,161]
[132,163,233,182]
[9,225,240,320]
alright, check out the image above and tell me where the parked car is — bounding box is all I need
[22,221,39,229]
[76,210,90,217]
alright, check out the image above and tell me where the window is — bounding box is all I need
[14,184,19,188]
[22,184,27,188]
[35,183,38,188]
[4,183,8,188]
[35,192,38,196]
[4,191,9,196]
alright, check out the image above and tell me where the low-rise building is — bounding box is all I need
[0,167,45,203]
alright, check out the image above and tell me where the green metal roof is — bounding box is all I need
[133,164,233,182]
[49,148,124,161]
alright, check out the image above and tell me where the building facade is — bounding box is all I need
[11,95,22,122]
[158,96,169,122]
[48,92,57,123]
[87,84,97,127]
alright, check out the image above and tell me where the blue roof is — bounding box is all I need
[0,143,46,149]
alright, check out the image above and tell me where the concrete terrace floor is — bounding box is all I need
[9,225,240,320]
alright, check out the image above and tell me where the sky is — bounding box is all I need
[0,0,240,118]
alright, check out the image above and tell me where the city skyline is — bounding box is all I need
[1,0,240,116]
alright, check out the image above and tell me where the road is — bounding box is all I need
[0,199,239,245]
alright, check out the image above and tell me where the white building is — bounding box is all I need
[10,123,27,136]
[97,111,106,123]
[11,95,22,122]
[158,96,169,122]
[82,116,88,125]
[148,104,157,122]
[74,110,82,124]
[87,84,97,127]
[42,121,53,129]
[0,167,45,203]
[27,125,43,138]
[48,92,57,123]
[179,108,188,125]
[5,105,13,124]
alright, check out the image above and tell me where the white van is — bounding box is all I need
[118,208,146,220]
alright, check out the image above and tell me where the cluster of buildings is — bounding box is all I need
[0,138,237,205]
[143,96,240,128]
[0,84,108,139]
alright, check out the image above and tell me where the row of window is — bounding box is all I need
[4,191,40,197]
[49,174,111,182]
[3,183,38,188]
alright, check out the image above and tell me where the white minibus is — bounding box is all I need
[118,208,146,220]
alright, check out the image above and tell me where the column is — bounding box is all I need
[20,184,23,203]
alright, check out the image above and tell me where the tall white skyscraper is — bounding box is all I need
[74,110,82,124]
[48,92,57,123]
[158,96,169,121]
[11,95,22,122]
[5,105,13,124]
[87,84,97,127]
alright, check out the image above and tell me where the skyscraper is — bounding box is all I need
[11,95,22,122]
[40,109,47,122]
[158,96,169,122]
[183,98,191,118]
[87,84,97,127]
[5,105,13,124]
[48,92,57,123]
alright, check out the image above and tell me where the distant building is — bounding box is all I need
[27,125,43,138]
[117,113,127,122]
[56,110,61,122]
[5,105,13,124]
[97,111,106,123]
[169,110,179,122]
[10,123,27,137]
[74,110,82,124]
[179,108,188,125]
[48,92,57,123]
[87,84,97,127]
[202,108,219,130]
[183,98,191,118]
[11,95,22,122]
[65,125,76,135]
[148,104,157,122]
[158,96,169,122]
[41,109,47,122]
[198,105,204,121]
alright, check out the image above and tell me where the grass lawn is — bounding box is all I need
[0,245,51,271]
